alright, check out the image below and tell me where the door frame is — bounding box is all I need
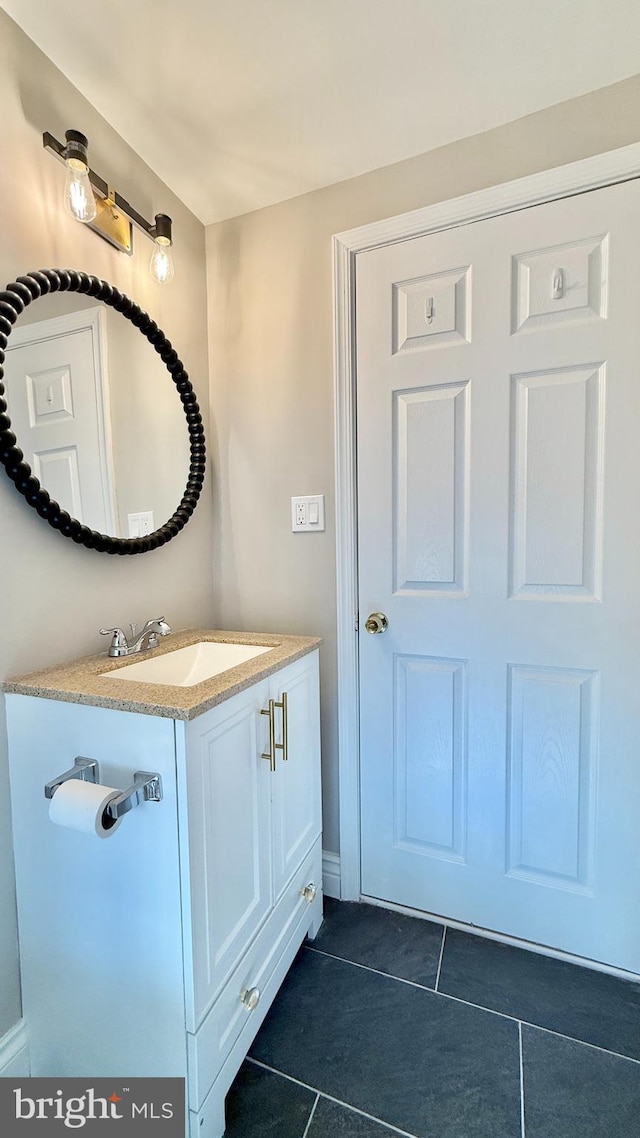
[332,140,640,902]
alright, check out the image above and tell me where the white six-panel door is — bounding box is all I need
[356,178,640,972]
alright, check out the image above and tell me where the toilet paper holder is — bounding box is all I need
[44,757,163,822]
[44,757,100,799]
[105,771,163,822]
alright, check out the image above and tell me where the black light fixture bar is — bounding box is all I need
[43,131,172,252]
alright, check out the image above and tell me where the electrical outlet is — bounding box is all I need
[291,495,325,532]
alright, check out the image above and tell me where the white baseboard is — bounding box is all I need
[322,850,341,899]
[0,1019,30,1078]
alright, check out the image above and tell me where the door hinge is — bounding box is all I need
[354,613,359,632]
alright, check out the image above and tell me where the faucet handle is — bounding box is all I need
[141,616,170,634]
[100,627,128,650]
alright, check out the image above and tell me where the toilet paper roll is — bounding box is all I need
[48,779,123,839]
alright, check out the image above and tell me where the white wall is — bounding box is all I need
[206,72,640,856]
[0,11,215,1037]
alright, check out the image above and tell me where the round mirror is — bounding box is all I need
[0,269,205,554]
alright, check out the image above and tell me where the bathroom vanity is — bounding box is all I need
[4,630,322,1138]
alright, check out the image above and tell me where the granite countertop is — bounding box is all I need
[3,628,322,721]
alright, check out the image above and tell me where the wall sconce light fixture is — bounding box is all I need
[62,130,97,224]
[149,211,175,284]
[43,129,175,284]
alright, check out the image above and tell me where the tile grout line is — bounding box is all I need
[306,945,446,995]
[524,1024,640,1067]
[300,1092,320,1138]
[304,946,640,1066]
[434,925,447,991]
[247,1057,420,1138]
[518,1022,526,1138]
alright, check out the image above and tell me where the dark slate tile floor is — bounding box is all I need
[222,897,640,1137]
[438,926,640,1060]
[251,948,520,1138]
[521,1026,640,1138]
[311,895,443,987]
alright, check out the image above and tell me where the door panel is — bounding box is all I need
[357,178,640,971]
[393,654,467,864]
[509,363,605,599]
[512,234,607,332]
[394,382,469,594]
[506,665,598,894]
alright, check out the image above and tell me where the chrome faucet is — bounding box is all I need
[100,617,172,658]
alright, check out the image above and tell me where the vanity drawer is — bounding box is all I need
[187,837,322,1109]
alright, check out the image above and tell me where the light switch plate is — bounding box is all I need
[291,494,325,532]
[128,511,155,538]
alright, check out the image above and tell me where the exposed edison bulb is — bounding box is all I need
[150,237,175,284]
[64,157,97,223]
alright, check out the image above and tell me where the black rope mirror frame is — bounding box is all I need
[0,269,205,554]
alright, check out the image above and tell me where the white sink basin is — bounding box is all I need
[100,641,272,687]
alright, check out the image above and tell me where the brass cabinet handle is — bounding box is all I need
[261,700,276,772]
[274,691,288,762]
[240,986,261,1012]
[301,882,317,904]
[365,612,388,634]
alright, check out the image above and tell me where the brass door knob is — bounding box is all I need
[365,612,388,634]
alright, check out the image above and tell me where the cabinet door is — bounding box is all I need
[270,651,322,899]
[183,680,272,1028]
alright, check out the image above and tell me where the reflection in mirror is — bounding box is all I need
[3,293,190,538]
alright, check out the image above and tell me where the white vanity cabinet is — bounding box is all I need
[178,652,322,1135]
[6,645,322,1138]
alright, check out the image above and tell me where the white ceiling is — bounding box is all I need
[4,0,640,225]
